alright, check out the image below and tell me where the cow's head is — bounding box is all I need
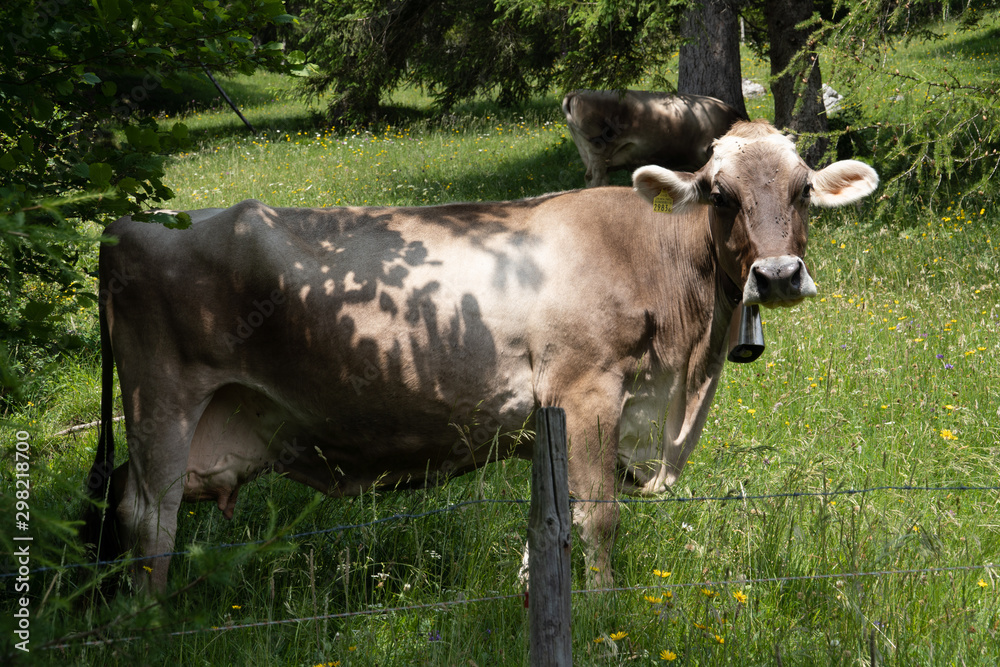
[633,119,879,306]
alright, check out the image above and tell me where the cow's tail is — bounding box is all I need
[82,286,124,565]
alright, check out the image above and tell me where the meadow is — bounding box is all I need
[2,12,1000,667]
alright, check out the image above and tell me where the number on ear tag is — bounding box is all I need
[653,190,673,213]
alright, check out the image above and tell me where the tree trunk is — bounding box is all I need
[765,0,828,166]
[677,0,748,119]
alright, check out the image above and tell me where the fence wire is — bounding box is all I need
[5,483,999,579]
[42,562,997,651]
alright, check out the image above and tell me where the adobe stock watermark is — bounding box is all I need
[85,394,183,495]
[222,290,288,352]
[6,0,170,150]
[4,0,73,52]
[540,114,626,192]
[66,68,168,152]
[97,268,135,307]
[585,116,628,154]
[440,406,507,477]
[272,437,307,475]
[12,430,33,652]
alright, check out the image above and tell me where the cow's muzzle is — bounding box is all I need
[743,255,817,306]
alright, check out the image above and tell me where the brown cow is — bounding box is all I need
[563,89,745,187]
[85,120,878,592]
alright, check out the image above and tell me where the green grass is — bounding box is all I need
[3,11,1000,666]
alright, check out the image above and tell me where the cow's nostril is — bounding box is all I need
[753,270,770,299]
[790,265,801,291]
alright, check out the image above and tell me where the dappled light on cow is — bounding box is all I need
[563,90,746,187]
[84,121,877,594]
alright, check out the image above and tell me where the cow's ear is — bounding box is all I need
[810,160,879,207]
[632,165,709,212]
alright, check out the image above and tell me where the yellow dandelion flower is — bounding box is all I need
[701,587,716,597]
[978,579,989,588]
[693,622,707,630]
[733,590,747,604]
[714,634,725,644]
[593,636,605,643]
[610,631,628,641]
[940,429,958,441]
[653,568,671,578]
[231,605,241,610]
[660,649,678,661]
[142,566,152,574]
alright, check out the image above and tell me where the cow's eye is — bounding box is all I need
[801,183,813,200]
[710,190,733,209]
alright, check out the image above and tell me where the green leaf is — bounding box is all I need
[286,50,306,65]
[31,99,55,122]
[88,162,114,187]
[124,126,161,150]
[0,153,16,171]
[22,300,56,322]
[18,135,35,156]
[56,79,74,96]
[82,72,102,85]
[137,211,191,229]
[171,123,189,140]
[93,0,121,22]
[259,1,282,18]
[117,177,140,194]
[167,212,192,229]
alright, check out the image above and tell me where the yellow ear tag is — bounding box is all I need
[652,190,673,213]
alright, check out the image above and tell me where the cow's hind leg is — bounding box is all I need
[115,391,212,592]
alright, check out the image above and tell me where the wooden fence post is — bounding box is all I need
[529,407,572,666]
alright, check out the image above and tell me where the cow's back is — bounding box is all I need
[562,90,743,185]
[101,190,688,496]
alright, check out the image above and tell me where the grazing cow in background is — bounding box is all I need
[563,90,745,187]
[85,120,878,592]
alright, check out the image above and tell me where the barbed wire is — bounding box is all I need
[42,562,997,652]
[42,592,525,650]
[1,498,526,578]
[4,483,999,580]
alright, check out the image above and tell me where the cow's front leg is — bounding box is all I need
[585,160,610,188]
[567,425,619,587]
[557,377,624,588]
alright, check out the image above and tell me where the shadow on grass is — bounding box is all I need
[389,132,586,202]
